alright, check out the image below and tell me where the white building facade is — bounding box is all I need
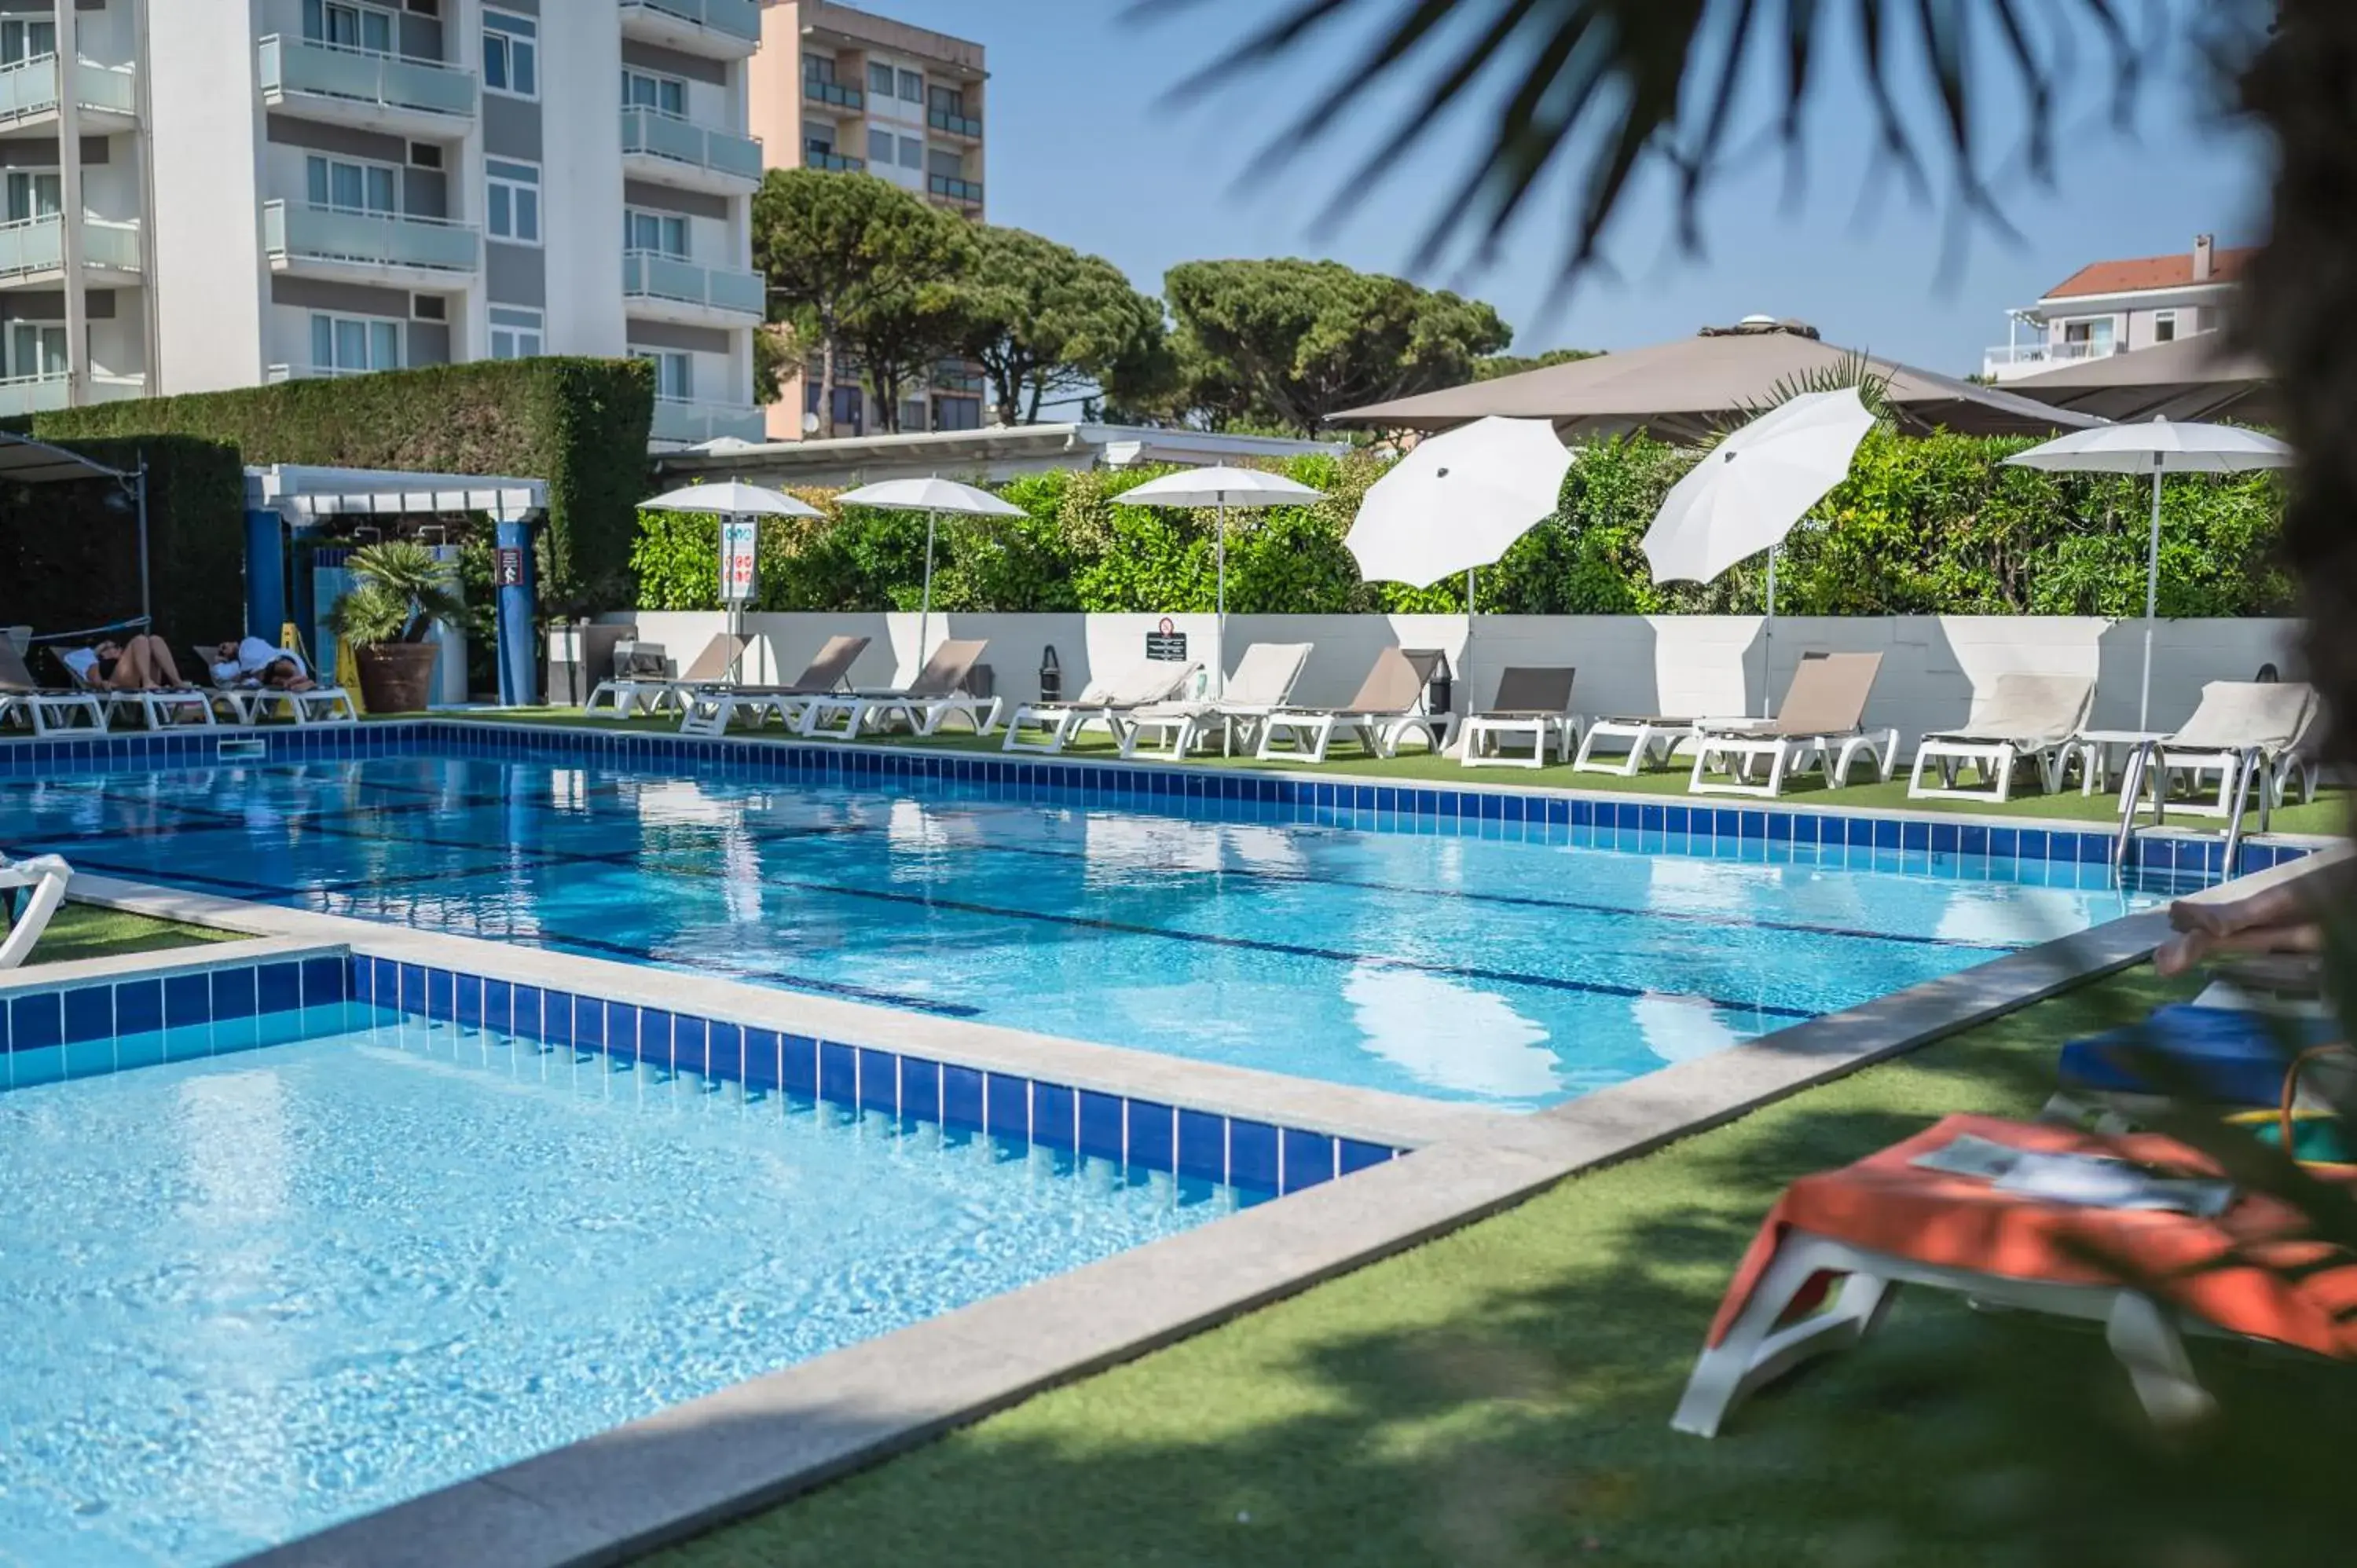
[5,0,764,447]
[1982,233,2251,384]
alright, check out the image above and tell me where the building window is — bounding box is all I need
[865,123,893,161]
[633,349,693,401]
[310,312,402,375]
[2153,310,2178,345]
[897,68,921,102]
[0,18,56,64]
[926,147,962,179]
[2060,317,2116,357]
[898,135,922,170]
[621,68,687,117]
[306,153,398,214]
[804,379,864,435]
[303,0,394,53]
[489,306,543,360]
[897,397,927,431]
[867,60,893,97]
[933,394,981,432]
[482,10,537,98]
[927,84,964,116]
[4,170,60,222]
[486,158,540,244]
[624,209,689,258]
[6,322,66,380]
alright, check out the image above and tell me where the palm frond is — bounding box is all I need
[1736,348,1897,425]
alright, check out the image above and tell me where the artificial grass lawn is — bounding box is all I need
[463,707,2352,837]
[20,902,236,966]
[650,966,2357,1568]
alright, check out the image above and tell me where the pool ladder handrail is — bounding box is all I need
[2112,740,2270,884]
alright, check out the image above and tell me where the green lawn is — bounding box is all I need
[17,903,236,967]
[461,707,2352,836]
[649,966,2357,1567]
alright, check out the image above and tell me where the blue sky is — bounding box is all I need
[858,1,2268,379]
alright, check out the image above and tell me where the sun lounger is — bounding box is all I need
[1460,667,1580,768]
[2108,680,2321,819]
[0,641,105,737]
[1673,1112,2357,1438]
[194,645,360,726]
[1688,652,1896,797]
[1255,647,1452,764]
[1571,638,1750,775]
[1116,642,1312,760]
[1000,658,1200,754]
[56,647,215,731]
[676,635,871,738]
[0,852,71,969]
[583,632,746,720]
[1907,672,2095,803]
[801,639,999,739]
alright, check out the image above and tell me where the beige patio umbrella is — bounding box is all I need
[2007,335,2278,425]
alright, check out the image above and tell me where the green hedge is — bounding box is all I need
[32,357,655,609]
[0,434,245,650]
[628,433,2293,617]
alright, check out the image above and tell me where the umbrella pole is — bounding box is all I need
[2139,464,2162,731]
[1762,548,1776,719]
[919,508,938,675]
[1215,496,1228,700]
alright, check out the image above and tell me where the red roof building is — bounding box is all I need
[1985,235,2246,383]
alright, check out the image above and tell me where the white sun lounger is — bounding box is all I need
[584,633,746,719]
[1460,667,1581,768]
[0,642,105,737]
[677,635,871,738]
[195,646,360,726]
[1116,643,1313,760]
[0,852,70,970]
[1907,672,2095,803]
[1571,640,1750,775]
[1688,652,1897,798]
[801,639,1000,739]
[2124,680,2320,819]
[57,647,215,731]
[1000,659,1200,753]
[1255,647,1452,764]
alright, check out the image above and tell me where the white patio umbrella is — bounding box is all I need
[637,481,825,682]
[834,476,1025,671]
[2003,417,2293,728]
[1346,415,1571,716]
[1116,466,1325,694]
[1642,388,1879,716]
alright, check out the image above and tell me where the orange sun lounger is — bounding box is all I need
[1673,1113,2357,1437]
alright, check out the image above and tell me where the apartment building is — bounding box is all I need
[1982,233,2253,383]
[2,0,767,448]
[748,0,984,441]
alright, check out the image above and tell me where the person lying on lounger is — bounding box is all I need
[60,635,192,691]
[210,639,318,693]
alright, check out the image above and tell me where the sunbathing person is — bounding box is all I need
[60,635,191,691]
[211,638,317,692]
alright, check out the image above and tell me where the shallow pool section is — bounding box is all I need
[0,1008,1244,1567]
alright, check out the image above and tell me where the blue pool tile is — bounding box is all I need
[302,956,345,1007]
[984,1072,1028,1138]
[61,984,111,1045]
[1929,822,1960,856]
[572,996,607,1050]
[1959,825,1989,858]
[741,1027,782,1088]
[707,1022,744,1083]
[1764,811,1793,841]
[1340,1139,1395,1176]
[1127,1100,1176,1173]
[10,991,62,1053]
[453,973,484,1030]
[1032,1083,1076,1149]
[63,1035,115,1080]
[1280,1127,1334,1193]
[674,1016,710,1076]
[1176,1108,1226,1182]
[542,991,575,1048]
[900,1054,940,1122]
[1989,827,2018,860]
[1077,1090,1124,1161]
[1871,818,1901,850]
[115,976,162,1038]
[212,966,257,1022]
[780,1033,819,1096]
[1901,821,1930,852]
[511,984,543,1042]
[940,1063,984,1130]
[819,1041,858,1107]
[163,972,209,1030]
[637,1008,673,1065]
[858,1047,899,1113]
[398,964,427,1015]
[258,962,302,1017]
[1228,1119,1279,1190]
[2018,829,2050,863]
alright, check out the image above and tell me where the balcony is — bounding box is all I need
[803,148,863,173]
[621,107,762,196]
[0,368,144,419]
[926,108,981,139]
[618,0,761,60]
[0,214,143,284]
[805,78,863,112]
[258,35,477,139]
[927,174,983,207]
[933,365,984,395]
[1980,338,2124,384]
[651,398,767,446]
[0,53,137,136]
[265,364,386,383]
[264,200,480,286]
[622,249,764,328]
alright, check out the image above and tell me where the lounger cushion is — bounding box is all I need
[2058,1004,2340,1106]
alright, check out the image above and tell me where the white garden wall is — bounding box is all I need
[593,610,2304,746]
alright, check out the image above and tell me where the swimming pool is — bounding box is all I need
[0,995,1247,1566]
[3,738,2174,1109]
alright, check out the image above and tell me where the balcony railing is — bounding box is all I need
[622,249,764,317]
[926,108,981,138]
[804,78,862,110]
[621,106,763,183]
[933,367,984,394]
[258,34,478,121]
[927,174,983,204]
[0,368,143,418]
[0,53,137,124]
[804,148,863,172]
[0,214,143,279]
[266,364,384,383]
[263,200,481,273]
[651,398,767,445]
[621,0,761,46]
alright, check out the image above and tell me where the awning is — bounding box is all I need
[0,431,134,485]
[245,463,546,523]
[2004,335,2277,425]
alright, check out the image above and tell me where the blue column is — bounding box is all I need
[494,517,538,707]
[244,508,284,641]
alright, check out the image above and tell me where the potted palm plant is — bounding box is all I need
[327,540,466,714]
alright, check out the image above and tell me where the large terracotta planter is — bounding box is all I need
[353,643,439,714]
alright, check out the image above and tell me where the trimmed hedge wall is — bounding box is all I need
[0,434,245,650]
[629,433,2294,617]
[33,357,656,608]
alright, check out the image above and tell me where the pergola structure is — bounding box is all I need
[0,432,150,629]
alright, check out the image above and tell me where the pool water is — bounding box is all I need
[0,1012,1237,1566]
[4,757,2153,1109]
